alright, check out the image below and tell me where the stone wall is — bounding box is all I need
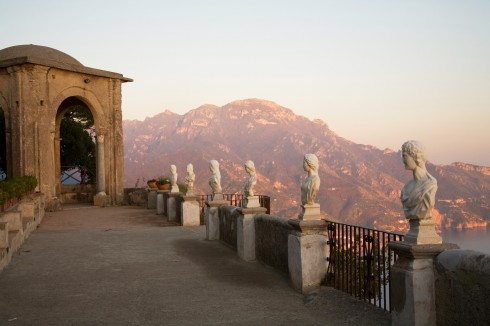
[218,206,239,250]
[123,188,148,206]
[61,184,96,203]
[435,249,490,325]
[255,214,292,274]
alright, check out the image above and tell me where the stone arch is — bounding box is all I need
[51,86,106,130]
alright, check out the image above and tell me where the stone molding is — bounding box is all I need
[388,241,459,259]
[288,219,328,236]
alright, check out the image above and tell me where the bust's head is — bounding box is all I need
[170,164,177,173]
[401,140,427,168]
[187,163,193,173]
[209,160,219,173]
[303,153,319,172]
[244,160,255,174]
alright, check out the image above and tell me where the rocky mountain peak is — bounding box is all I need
[123,99,490,232]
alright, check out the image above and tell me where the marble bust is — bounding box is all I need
[243,160,257,197]
[400,140,437,220]
[170,164,178,186]
[184,163,195,194]
[208,160,222,195]
[301,153,320,205]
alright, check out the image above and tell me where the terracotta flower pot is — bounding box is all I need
[157,184,170,190]
[147,181,157,189]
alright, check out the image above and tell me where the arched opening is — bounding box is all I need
[0,107,6,181]
[56,97,97,203]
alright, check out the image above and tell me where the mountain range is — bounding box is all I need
[123,99,490,232]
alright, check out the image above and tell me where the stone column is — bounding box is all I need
[147,188,158,209]
[180,195,201,226]
[94,133,109,206]
[288,219,328,294]
[389,241,458,326]
[205,195,228,240]
[236,206,267,261]
[167,192,181,222]
[46,131,61,211]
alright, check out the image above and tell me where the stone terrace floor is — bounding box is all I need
[0,205,391,325]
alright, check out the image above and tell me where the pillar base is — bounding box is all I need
[405,219,442,245]
[94,193,110,207]
[170,185,179,193]
[298,204,321,220]
[244,196,260,208]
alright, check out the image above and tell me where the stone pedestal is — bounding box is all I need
[181,195,201,226]
[94,192,110,207]
[156,190,168,215]
[288,219,328,293]
[205,198,228,240]
[167,192,181,222]
[388,241,458,326]
[244,195,260,208]
[237,206,267,261]
[147,189,158,209]
[405,219,442,245]
[171,185,179,193]
[298,203,321,220]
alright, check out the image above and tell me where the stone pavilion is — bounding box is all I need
[0,44,132,208]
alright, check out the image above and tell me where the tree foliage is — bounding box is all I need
[60,105,96,184]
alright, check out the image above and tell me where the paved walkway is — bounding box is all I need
[0,205,391,325]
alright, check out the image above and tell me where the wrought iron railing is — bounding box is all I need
[60,166,94,184]
[198,194,271,216]
[325,220,404,311]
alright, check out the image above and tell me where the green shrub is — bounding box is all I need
[0,175,38,203]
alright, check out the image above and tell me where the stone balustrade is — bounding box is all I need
[0,193,46,272]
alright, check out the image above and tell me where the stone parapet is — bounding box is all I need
[435,249,490,326]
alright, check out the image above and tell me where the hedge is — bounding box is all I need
[0,176,38,205]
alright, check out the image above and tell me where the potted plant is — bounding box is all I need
[156,176,171,190]
[147,178,157,189]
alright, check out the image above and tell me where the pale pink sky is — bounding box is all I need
[2,0,489,166]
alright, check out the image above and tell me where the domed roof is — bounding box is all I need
[0,44,83,66]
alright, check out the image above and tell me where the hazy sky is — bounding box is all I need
[2,1,489,166]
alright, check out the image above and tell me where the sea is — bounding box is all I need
[441,225,490,255]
